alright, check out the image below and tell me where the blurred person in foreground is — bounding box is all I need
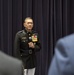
[14,17,41,75]
[48,34,74,75]
[0,51,23,75]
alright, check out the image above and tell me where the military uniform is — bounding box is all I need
[14,29,41,69]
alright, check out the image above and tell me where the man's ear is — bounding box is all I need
[23,22,26,27]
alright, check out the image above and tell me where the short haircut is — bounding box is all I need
[24,17,33,23]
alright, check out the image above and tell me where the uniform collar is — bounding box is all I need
[24,28,33,34]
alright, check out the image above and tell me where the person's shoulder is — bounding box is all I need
[56,33,74,47]
[63,33,74,41]
[0,51,22,64]
[16,30,24,34]
[32,30,36,33]
[33,31,40,38]
[15,30,26,36]
[32,30,39,34]
[58,33,74,42]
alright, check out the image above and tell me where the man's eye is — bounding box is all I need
[27,22,33,24]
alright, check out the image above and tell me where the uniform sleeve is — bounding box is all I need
[14,33,21,59]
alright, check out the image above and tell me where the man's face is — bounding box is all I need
[24,19,33,31]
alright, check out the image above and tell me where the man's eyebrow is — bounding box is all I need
[28,22,33,23]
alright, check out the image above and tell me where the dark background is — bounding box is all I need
[0,0,74,75]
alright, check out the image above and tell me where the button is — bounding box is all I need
[29,34,31,36]
[29,50,32,54]
[29,37,32,40]
[21,54,22,56]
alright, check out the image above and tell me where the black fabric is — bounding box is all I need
[0,0,74,75]
[14,29,41,69]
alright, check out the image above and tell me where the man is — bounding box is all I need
[14,17,41,75]
[0,51,23,75]
[48,34,74,75]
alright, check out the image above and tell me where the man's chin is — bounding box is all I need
[27,29,32,31]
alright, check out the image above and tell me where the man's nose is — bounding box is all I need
[29,24,32,25]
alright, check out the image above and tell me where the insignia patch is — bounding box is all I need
[21,37,27,39]
[32,34,38,42]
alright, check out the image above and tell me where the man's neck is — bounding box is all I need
[25,28,32,32]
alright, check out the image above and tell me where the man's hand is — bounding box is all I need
[28,42,35,48]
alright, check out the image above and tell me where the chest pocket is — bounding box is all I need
[21,36,28,43]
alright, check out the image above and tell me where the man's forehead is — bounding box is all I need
[25,19,33,22]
